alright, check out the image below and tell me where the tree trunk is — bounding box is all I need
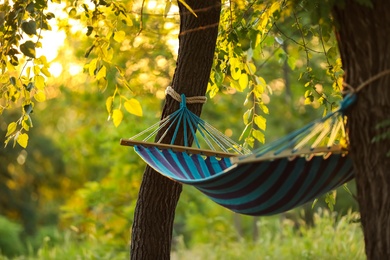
[333,1,390,259]
[130,1,221,259]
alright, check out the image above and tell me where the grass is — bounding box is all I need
[1,210,364,260]
[172,210,365,260]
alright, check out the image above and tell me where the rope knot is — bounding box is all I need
[165,86,207,104]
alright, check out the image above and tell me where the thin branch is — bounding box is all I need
[318,26,331,66]
[293,11,310,67]
[136,0,145,36]
[273,22,322,54]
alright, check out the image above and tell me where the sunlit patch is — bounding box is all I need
[147,0,157,9]
[37,25,66,62]
[225,128,233,137]
[167,38,179,56]
[269,78,285,95]
[49,62,63,78]
[156,56,168,69]
[164,22,176,30]
[156,89,166,100]
[262,93,270,104]
[69,63,83,76]
[17,150,27,165]
[315,83,323,93]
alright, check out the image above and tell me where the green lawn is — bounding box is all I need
[1,210,364,260]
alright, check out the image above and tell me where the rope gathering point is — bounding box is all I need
[165,86,207,104]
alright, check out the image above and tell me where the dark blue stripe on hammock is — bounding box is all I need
[253,156,351,215]
[134,146,354,216]
[213,155,353,216]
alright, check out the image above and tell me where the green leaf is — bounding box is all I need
[20,41,36,58]
[6,122,17,137]
[17,133,29,148]
[23,103,33,114]
[46,12,55,20]
[86,26,93,36]
[124,98,143,117]
[325,191,336,211]
[10,76,16,86]
[254,115,266,131]
[112,109,123,127]
[21,20,37,35]
[326,47,338,60]
[252,129,265,143]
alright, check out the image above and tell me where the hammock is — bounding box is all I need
[121,91,356,216]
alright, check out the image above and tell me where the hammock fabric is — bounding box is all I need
[121,93,356,216]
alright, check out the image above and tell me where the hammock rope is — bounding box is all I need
[121,87,358,216]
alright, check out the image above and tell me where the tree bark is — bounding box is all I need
[130,1,221,259]
[333,1,390,259]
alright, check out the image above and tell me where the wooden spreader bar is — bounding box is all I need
[121,139,347,162]
[120,139,238,158]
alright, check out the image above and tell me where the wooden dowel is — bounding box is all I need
[120,139,348,163]
[120,139,238,158]
[231,145,348,165]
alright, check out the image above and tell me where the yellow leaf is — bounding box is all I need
[254,115,266,131]
[113,31,126,43]
[41,67,51,77]
[229,79,241,91]
[96,65,106,80]
[106,96,113,114]
[34,75,45,89]
[252,129,265,144]
[6,122,17,137]
[269,2,280,14]
[17,133,29,148]
[34,91,46,102]
[89,59,98,76]
[6,61,15,72]
[243,109,251,125]
[259,103,269,114]
[245,62,256,74]
[238,73,248,91]
[112,109,123,127]
[230,58,241,80]
[103,48,113,62]
[124,98,143,117]
[33,65,40,75]
[177,0,197,17]
[164,1,172,17]
[22,119,30,131]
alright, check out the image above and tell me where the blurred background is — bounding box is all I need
[0,0,361,259]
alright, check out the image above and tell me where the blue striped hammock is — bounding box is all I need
[121,94,356,216]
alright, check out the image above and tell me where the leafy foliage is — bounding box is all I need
[0,0,55,147]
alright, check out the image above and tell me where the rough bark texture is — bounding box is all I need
[130,1,221,259]
[333,1,390,258]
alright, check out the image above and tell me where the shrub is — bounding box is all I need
[0,216,24,257]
